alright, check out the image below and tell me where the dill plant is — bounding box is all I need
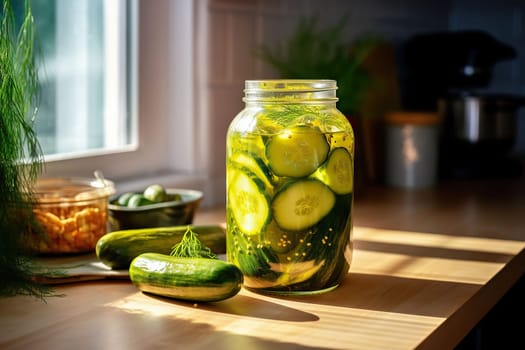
[256,15,379,117]
[0,0,50,298]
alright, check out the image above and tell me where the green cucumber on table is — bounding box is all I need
[128,225,242,302]
[129,253,243,302]
[96,224,226,270]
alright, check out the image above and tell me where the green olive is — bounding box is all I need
[116,192,135,206]
[127,194,154,208]
[143,184,166,203]
[165,193,182,202]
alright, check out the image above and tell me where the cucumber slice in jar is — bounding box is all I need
[230,152,274,192]
[266,126,330,178]
[263,221,299,254]
[328,131,354,152]
[272,179,335,231]
[228,167,271,236]
[318,147,353,195]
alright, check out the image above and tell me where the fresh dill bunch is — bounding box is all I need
[170,226,217,259]
[0,0,51,298]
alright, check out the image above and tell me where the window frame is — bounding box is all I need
[33,0,135,160]
[40,0,209,200]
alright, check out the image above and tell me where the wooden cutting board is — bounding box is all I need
[32,223,228,285]
[33,252,229,284]
[33,253,129,284]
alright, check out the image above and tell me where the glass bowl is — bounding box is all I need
[28,177,115,254]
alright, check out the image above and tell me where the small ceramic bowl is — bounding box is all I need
[108,188,203,231]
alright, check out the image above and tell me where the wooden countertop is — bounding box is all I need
[1,177,525,350]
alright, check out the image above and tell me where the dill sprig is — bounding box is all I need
[170,226,217,259]
[1,0,50,298]
[259,104,350,132]
[263,105,323,123]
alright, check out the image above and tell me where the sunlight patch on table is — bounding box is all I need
[104,291,442,350]
[354,226,525,255]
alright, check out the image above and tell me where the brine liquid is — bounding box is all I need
[226,128,354,295]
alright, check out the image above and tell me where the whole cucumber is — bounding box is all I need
[96,225,226,269]
[129,253,243,302]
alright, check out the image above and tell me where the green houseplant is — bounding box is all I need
[256,16,384,192]
[256,15,380,117]
[1,0,50,298]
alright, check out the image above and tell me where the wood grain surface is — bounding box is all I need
[1,177,524,350]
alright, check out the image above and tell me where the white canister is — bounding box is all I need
[384,112,440,189]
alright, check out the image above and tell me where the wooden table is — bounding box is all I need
[1,177,525,350]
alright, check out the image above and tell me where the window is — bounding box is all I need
[25,1,216,206]
[31,0,136,160]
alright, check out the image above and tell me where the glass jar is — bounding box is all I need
[384,111,440,189]
[27,177,115,254]
[226,80,354,295]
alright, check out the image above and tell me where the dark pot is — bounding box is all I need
[438,93,525,178]
[439,93,525,149]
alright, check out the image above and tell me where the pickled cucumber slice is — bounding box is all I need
[266,126,329,178]
[228,168,271,236]
[230,152,273,191]
[317,147,353,195]
[328,131,354,152]
[272,179,335,231]
[263,221,299,254]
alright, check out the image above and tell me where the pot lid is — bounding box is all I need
[443,91,525,106]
